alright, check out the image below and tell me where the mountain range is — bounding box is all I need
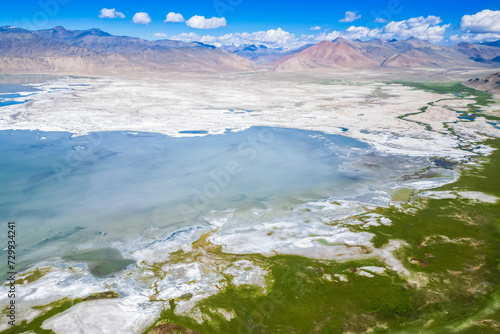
[1,26,500,75]
[0,26,252,74]
[271,37,500,71]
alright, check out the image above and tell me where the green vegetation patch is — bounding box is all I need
[394,81,496,107]
[15,267,51,285]
[142,257,415,334]
[315,238,341,246]
[367,138,500,333]
[82,291,120,301]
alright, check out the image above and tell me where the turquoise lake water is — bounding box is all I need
[0,127,437,275]
[0,82,40,107]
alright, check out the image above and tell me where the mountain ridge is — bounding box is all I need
[271,41,379,71]
[1,26,500,74]
[0,26,253,74]
[271,36,500,71]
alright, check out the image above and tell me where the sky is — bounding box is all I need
[1,0,500,48]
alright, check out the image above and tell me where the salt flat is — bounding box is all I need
[2,71,499,158]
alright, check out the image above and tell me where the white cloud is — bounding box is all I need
[450,32,500,43]
[310,26,321,31]
[165,12,184,23]
[169,15,453,49]
[314,15,449,43]
[186,15,226,29]
[320,16,447,43]
[133,12,151,25]
[154,33,168,38]
[98,8,125,19]
[238,28,296,45]
[301,34,316,41]
[460,10,500,33]
[408,15,442,27]
[340,11,361,23]
[374,18,388,23]
[373,15,448,42]
[315,31,341,41]
[170,28,305,48]
[170,32,201,41]
[344,26,375,40]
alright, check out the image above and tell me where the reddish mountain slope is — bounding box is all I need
[272,41,379,71]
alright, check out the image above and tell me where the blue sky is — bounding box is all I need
[2,0,500,47]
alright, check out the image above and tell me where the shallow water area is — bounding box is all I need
[63,248,135,277]
[0,124,457,277]
[0,83,39,107]
[0,75,67,108]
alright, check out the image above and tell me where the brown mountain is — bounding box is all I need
[330,37,397,63]
[466,72,500,95]
[382,49,442,67]
[0,26,252,74]
[271,37,500,71]
[0,27,92,57]
[455,42,500,63]
[341,37,500,67]
[272,41,378,71]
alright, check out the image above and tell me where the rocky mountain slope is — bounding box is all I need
[270,36,500,71]
[0,26,252,74]
[466,72,500,95]
[271,41,379,71]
